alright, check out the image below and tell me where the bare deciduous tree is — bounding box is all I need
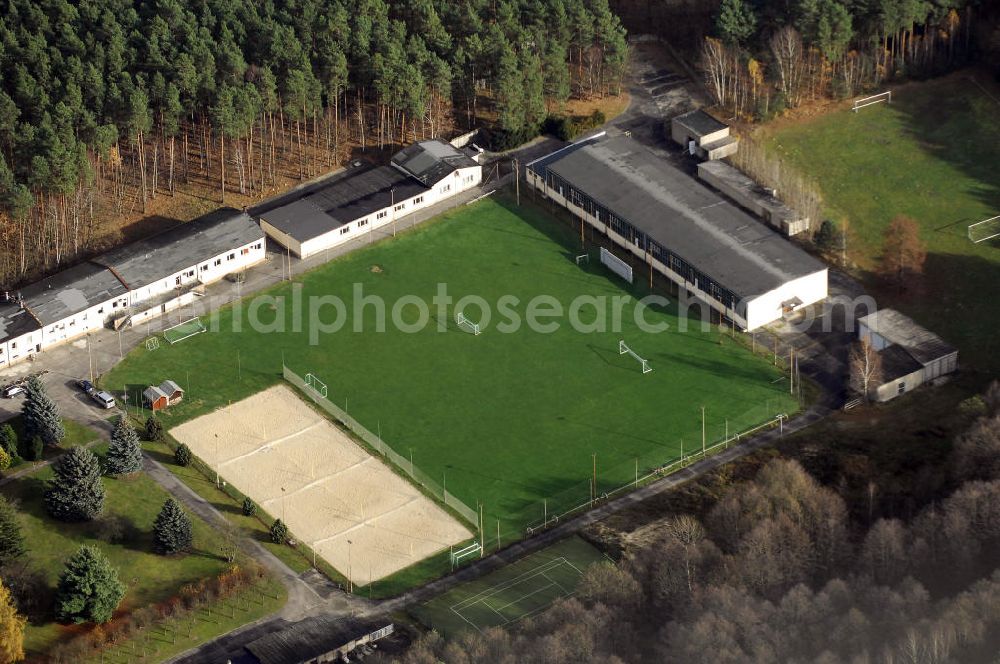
[849,338,883,402]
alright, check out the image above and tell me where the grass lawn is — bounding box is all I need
[409,536,608,637]
[0,415,100,472]
[103,196,797,543]
[1,442,285,657]
[763,74,1000,373]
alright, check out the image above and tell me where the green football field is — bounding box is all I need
[104,196,797,538]
[409,536,608,636]
[764,75,1000,372]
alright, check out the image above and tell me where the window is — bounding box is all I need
[187,270,195,277]
[358,219,368,227]
[242,248,249,255]
[377,211,388,220]
[201,264,208,271]
[255,243,262,249]
[214,259,222,266]
[98,307,104,314]
[441,184,451,193]
[413,196,423,204]
[10,342,15,350]
[340,227,350,235]
[112,301,118,308]
[394,203,405,212]
[228,253,235,260]
[897,382,906,395]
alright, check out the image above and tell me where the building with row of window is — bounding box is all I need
[0,209,265,368]
[257,139,482,258]
[526,134,828,331]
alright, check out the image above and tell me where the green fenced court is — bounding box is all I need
[409,536,608,636]
[104,195,798,544]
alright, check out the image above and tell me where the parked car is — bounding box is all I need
[90,390,116,409]
[1,385,25,398]
[76,379,95,394]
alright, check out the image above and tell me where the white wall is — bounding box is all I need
[36,293,128,351]
[291,165,482,259]
[744,269,829,331]
[193,238,266,285]
[1,328,42,367]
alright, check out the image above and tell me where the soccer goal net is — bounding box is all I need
[619,340,652,374]
[305,372,328,398]
[145,337,160,351]
[575,253,589,265]
[451,541,482,567]
[968,215,1000,244]
[600,247,633,283]
[456,311,481,335]
[852,91,891,112]
[163,317,207,344]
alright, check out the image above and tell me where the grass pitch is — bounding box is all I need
[764,75,1000,372]
[409,536,607,635]
[105,196,797,539]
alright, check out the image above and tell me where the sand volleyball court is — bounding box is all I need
[170,385,472,584]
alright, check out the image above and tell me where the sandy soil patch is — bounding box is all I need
[171,384,471,583]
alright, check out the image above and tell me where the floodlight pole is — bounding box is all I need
[390,186,396,237]
[701,406,706,456]
[592,453,597,502]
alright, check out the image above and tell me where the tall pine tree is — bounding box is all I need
[152,498,193,555]
[44,448,105,522]
[105,417,143,476]
[54,545,125,624]
[21,376,64,446]
[0,495,25,565]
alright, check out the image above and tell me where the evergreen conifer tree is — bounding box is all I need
[269,518,288,544]
[44,448,105,521]
[145,415,163,442]
[21,376,64,445]
[152,498,193,555]
[105,418,143,476]
[0,424,16,458]
[174,443,192,467]
[0,495,25,565]
[54,545,125,624]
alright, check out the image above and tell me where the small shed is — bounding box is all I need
[143,380,185,411]
[857,309,958,402]
[670,109,739,160]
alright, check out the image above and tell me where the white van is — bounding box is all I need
[90,391,116,409]
[1,385,24,398]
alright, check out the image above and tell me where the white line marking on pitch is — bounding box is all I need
[306,496,421,547]
[260,457,375,505]
[217,421,325,467]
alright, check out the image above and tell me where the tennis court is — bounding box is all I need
[410,536,607,635]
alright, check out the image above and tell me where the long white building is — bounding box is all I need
[526,134,828,331]
[258,139,482,258]
[0,209,264,369]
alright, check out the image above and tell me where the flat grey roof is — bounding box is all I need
[879,344,925,382]
[93,209,263,290]
[259,166,426,243]
[544,136,826,298]
[18,262,128,326]
[392,139,478,186]
[674,109,728,136]
[860,309,956,364]
[0,302,41,344]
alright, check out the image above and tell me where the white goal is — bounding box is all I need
[162,317,207,344]
[456,312,481,336]
[968,215,1000,244]
[145,337,160,351]
[450,541,482,567]
[575,253,589,265]
[619,340,652,374]
[305,372,328,398]
[852,91,891,112]
[600,247,633,283]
